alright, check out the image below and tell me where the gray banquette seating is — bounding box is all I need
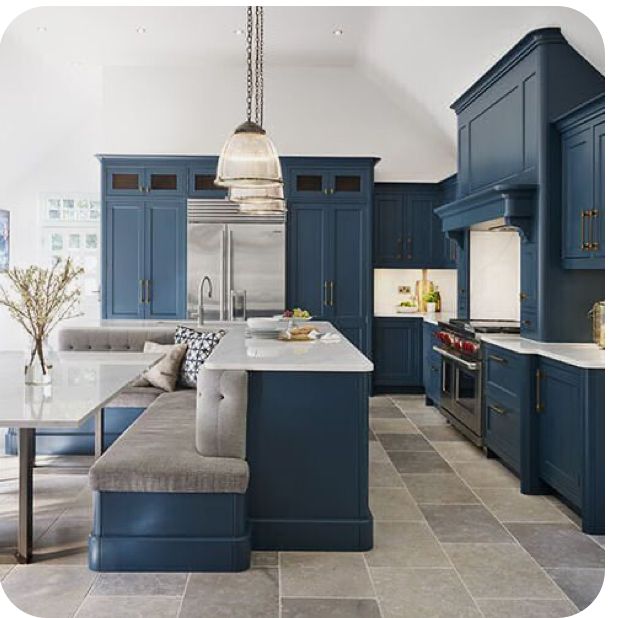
[57,326,251,572]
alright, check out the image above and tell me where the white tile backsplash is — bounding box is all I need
[374,269,457,314]
[469,230,520,320]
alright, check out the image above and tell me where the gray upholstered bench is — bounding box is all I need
[88,381,251,572]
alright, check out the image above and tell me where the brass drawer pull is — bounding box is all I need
[139,279,145,304]
[396,238,403,260]
[330,280,335,306]
[323,281,329,306]
[145,279,151,304]
[489,404,507,415]
[590,209,599,251]
[581,210,591,251]
[536,368,544,412]
[489,354,507,364]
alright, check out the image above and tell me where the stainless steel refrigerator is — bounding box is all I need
[187,200,286,321]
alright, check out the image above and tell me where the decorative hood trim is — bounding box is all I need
[435,184,537,242]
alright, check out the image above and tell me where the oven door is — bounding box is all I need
[433,346,482,438]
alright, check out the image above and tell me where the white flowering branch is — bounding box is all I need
[0,258,84,374]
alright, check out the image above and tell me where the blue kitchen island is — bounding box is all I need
[205,322,374,551]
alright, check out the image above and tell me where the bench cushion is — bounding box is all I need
[107,386,164,409]
[89,390,249,494]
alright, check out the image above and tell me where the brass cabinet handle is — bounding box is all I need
[519,292,528,302]
[329,187,335,195]
[581,210,591,251]
[145,279,151,304]
[536,368,544,412]
[590,209,599,251]
[489,354,507,364]
[489,404,507,415]
[330,280,335,306]
[323,281,329,306]
[406,236,412,260]
[396,238,403,260]
[139,279,145,304]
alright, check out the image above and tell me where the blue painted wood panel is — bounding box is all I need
[374,192,405,265]
[373,318,422,387]
[106,201,145,318]
[144,200,186,319]
[422,322,441,404]
[287,203,327,318]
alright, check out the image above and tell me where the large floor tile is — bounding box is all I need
[450,460,520,489]
[369,396,394,408]
[281,597,381,618]
[388,451,452,474]
[251,551,279,568]
[370,567,481,618]
[179,569,278,617]
[369,406,405,419]
[369,488,424,521]
[405,409,449,427]
[369,442,390,464]
[76,595,181,618]
[431,441,485,463]
[393,400,435,415]
[0,563,14,580]
[419,425,467,442]
[546,567,605,610]
[474,488,571,523]
[280,552,374,598]
[1,564,96,618]
[90,572,188,596]
[369,462,404,488]
[366,522,449,568]
[370,419,417,435]
[378,433,434,452]
[422,504,514,543]
[402,473,479,505]
[476,599,577,618]
[445,543,564,600]
[506,523,605,568]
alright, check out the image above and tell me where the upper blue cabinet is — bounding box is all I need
[105,165,185,197]
[188,162,228,198]
[373,183,456,269]
[287,166,370,201]
[555,95,605,269]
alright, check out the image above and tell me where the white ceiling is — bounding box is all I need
[3,6,604,156]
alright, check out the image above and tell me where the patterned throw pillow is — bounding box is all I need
[175,326,226,388]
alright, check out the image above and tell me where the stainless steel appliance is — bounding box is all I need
[434,319,520,445]
[187,200,286,322]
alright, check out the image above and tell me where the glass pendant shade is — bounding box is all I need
[216,121,283,189]
[229,183,286,213]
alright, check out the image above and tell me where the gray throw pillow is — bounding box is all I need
[136,341,188,392]
[175,325,226,388]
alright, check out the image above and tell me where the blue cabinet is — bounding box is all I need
[422,321,441,405]
[373,184,453,269]
[285,158,376,355]
[556,95,604,269]
[188,162,227,198]
[105,166,185,197]
[103,198,186,319]
[373,318,422,389]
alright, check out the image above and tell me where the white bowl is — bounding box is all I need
[247,317,283,332]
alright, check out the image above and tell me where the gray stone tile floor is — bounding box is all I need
[0,395,604,617]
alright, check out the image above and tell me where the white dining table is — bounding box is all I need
[0,350,163,563]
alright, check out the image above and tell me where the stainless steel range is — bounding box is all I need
[434,319,520,446]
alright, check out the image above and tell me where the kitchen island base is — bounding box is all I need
[246,370,373,551]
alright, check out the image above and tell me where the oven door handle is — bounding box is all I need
[433,346,479,371]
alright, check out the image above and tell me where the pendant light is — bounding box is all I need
[216,6,283,192]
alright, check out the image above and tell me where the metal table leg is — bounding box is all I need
[94,408,104,458]
[16,428,35,564]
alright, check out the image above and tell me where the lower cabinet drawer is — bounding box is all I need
[484,388,520,473]
[484,344,522,397]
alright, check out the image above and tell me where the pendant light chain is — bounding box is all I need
[255,6,264,128]
[246,6,253,123]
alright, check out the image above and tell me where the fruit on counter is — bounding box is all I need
[282,308,311,318]
[399,300,416,308]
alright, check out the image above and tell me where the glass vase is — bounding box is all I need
[24,337,53,386]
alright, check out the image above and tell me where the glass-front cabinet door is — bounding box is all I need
[145,167,185,196]
[288,167,368,200]
[329,168,368,201]
[106,167,145,196]
[288,169,327,199]
[188,166,227,198]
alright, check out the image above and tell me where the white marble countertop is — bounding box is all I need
[479,334,605,369]
[373,311,457,326]
[0,351,163,428]
[204,322,373,372]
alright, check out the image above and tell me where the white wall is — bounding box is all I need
[469,231,521,320]
[374,268,457,315]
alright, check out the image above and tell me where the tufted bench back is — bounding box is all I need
[57,327,177,352]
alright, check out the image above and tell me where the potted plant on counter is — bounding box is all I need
[0,257,84,384]
[423,291,438,314]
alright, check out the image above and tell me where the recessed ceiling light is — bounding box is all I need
[36,26,47,33]
[332,28,343,37]
[136,26,147,35]
[234,28,244,36]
